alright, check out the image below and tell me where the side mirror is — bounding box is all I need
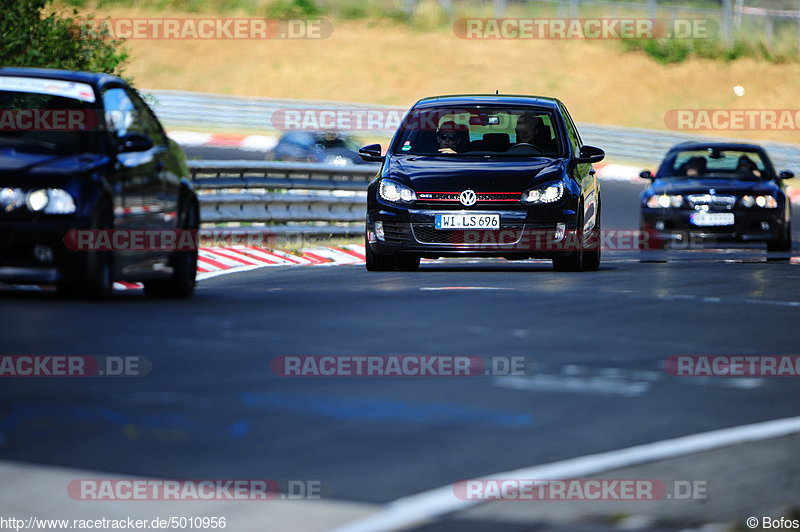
[118,132,153,153]
[575,145,605,164]
[779,170,795,180]
[358,144,384,163]
[639,170,654,180]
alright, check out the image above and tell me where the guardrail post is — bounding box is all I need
[721,0,733,48]
[493,0,506,18]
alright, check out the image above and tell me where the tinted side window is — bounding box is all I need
[102,87,145,140]
[127,90,167,146]
[559,103,582,154]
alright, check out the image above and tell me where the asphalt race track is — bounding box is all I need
[1,152,799,507]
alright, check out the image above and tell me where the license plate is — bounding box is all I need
[434,213,500,230]
[690,212,735,227]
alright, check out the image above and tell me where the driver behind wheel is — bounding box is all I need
[436,120,468,154]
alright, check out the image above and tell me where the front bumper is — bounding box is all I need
[0,217,89,284]
[367,208,582,259]
[640,208,787,246]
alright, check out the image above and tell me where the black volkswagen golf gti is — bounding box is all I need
[639,142,794,251]
[0,67,198,298]
[360,95,605,271]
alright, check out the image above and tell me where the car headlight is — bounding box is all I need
[26,189,49,212]
[379,179,416,204]
[0,188,25,213]
[46,189,77,214]
[740,195,755,208]
[25,189,76,214]
[755,195,778,209]
[521,182,564,204]
[325,155,349,167]
[646,194,683,208]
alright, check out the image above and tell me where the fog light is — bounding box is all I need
[33,245,53,264]
[554,222,566,241]
[761,222,770,231]
[374,221,385,241]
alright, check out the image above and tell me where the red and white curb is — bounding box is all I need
[113,245,366,290]
[168,131,278,152]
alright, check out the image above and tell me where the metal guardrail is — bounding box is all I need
[188,160,378,236]
[171,91,800,236]
[150,90,800,170]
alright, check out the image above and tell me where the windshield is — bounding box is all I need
[659,148,773,180]
[391,106,563,157]
[0,90,101,153]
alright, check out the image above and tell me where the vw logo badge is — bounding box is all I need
[459,189,477,206]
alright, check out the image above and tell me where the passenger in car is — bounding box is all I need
[514,113,558,152]
[736,154,762,178]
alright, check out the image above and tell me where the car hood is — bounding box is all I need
[0,148,108,179]
[649,177,779,196]
[384,156,562,192]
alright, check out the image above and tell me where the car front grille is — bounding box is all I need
[381,221,407,244]
[687,194,736,209]
[415,192,520,206]
[411,223,525,245]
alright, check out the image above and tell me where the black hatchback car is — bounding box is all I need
[0,67,199,298]
[639,142,793,251]
[360,94,605,271]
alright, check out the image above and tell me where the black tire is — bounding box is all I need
[552,250,582,272]
[144,199,199,298]
[767,222,792,252]
[395,255,420,271]
[582,201,601,271]
[57,201,113,299]
[365,235,397,271]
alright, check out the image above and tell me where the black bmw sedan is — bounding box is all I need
[639,142,793,251]
[0,67,199,298]
[360,95,605,271]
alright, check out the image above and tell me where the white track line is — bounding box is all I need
[328,415,800,532]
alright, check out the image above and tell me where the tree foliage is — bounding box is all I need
[1,0,128,77]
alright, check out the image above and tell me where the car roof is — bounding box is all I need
[669,141,766,152]
[412,94,562,110]
[0,67,125,89]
